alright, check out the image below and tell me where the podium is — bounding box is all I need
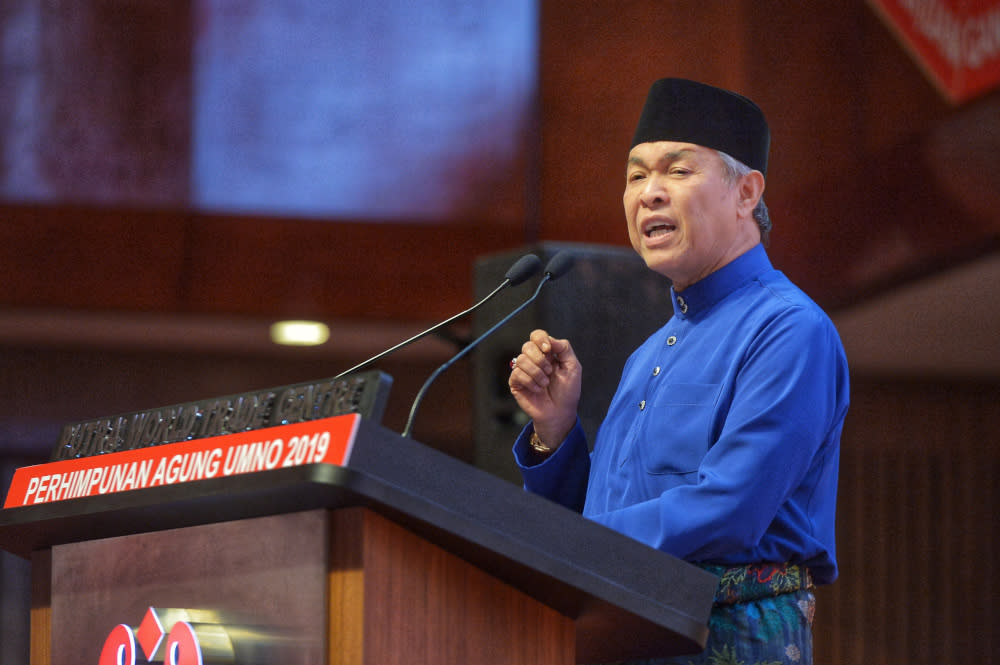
[0,416,716,665]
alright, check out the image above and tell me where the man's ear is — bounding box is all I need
[737,170,765,216]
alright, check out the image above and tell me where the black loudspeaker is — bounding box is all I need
[472,243,673,484]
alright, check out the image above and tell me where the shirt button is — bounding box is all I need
[639,400,646,411]
[652,366,661,376]
[677,296,689,314]
[667,335,677,346]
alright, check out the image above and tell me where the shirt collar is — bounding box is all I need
[670,244,772,319]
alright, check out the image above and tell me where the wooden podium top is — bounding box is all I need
[0,417,716,662]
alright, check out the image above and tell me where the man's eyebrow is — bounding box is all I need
[626,148,696,169]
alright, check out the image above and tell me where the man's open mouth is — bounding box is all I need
[645,221,676,238]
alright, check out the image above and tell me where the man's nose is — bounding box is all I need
[639,175,667,207]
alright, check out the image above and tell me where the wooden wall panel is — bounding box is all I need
[0,206,191,312]
[0,205,524,320]
[183,214,525,320]
[814,377,1000,664]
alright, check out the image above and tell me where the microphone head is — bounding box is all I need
[543,251,576,280]
[504,253,543,285]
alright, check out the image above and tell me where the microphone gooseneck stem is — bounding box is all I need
[333,279,511,380]
[402,274,552,438]
[332,253,541,380]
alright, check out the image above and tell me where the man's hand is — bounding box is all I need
[508,329,582,448]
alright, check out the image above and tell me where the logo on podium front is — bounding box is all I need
[98,607,294,665]
[99,608,217,665]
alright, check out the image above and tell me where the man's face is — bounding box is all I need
[623,141,761,291]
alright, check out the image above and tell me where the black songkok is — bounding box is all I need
[630,78,770,176]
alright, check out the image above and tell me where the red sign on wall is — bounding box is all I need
[869,0,1000,102]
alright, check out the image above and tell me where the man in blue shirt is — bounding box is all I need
[508,79,850,665]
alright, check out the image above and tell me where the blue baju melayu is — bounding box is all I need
[514,244,849,665]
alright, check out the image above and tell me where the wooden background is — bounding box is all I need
[1,1,998,663]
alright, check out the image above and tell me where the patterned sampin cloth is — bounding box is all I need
[610,563,816,665]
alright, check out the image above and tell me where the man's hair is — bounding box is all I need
[717,150,772,246]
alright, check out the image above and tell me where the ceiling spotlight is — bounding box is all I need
[269,320,330,347]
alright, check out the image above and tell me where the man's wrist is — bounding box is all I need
[529,431,555,455]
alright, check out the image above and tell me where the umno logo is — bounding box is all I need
[99,607,231,665]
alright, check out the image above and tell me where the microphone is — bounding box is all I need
[333,253,542,379]
[402,251,576,438]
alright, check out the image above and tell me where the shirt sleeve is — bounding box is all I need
[513,419,591,513]
[588,306,849,563]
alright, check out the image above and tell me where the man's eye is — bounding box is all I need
[628,172,646,182]
[670,167,691,176]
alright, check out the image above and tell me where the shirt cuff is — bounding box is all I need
[513,419,590,512]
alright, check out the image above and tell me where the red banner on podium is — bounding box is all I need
[3,414,360,509]
[869,0,1000,102]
